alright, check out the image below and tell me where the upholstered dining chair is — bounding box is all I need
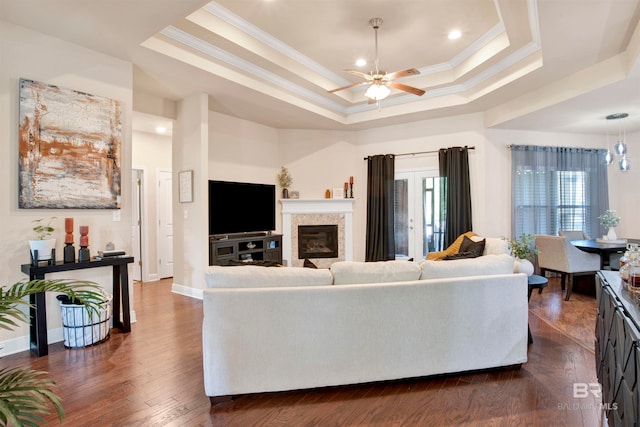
[558,230,590,241]
[534,234,600,301]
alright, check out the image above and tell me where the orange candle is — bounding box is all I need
[350,176,354,184]
[344,182,348,190]
[79,226,89,247]
[65,218,74,243]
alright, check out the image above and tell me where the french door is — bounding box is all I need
[394,169,443,260]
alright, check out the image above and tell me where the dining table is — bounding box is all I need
[570,238,640,269]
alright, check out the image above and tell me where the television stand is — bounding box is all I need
[209,233,282,266]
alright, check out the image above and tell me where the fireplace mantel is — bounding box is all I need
[280,199,355,266]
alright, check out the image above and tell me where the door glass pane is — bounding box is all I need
[423,177,444,254]
[394,179,409,258]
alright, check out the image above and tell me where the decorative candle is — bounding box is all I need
[64,218,74,243]
[79,226,89,247]
[344,182,348,190]
[350,176,354,184]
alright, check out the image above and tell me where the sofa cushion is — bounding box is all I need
[471,236,509,256]
[419,254,515,280]
[204,265,333,288]
[331,260,422,285]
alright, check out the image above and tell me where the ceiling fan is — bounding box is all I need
[328,18,426,102]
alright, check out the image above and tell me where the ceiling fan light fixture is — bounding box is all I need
[365,84,390,101]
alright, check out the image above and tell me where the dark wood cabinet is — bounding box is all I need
[209,233,282,265]
[595,270,640,426]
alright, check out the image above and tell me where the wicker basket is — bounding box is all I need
[58,290,112,348]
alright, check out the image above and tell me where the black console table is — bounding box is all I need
[21,256,134,357]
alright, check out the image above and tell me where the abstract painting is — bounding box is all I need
[18,78,122,209]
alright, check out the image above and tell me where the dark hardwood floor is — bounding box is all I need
[1,277,604,426]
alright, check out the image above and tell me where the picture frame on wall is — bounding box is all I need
[179,170,193,203]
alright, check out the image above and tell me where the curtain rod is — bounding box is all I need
[363,146,475,160]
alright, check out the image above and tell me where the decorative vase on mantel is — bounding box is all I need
[282,188,289,199]
[607,227,617,241]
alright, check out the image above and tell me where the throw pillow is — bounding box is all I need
[443,251,478,260]
[303,258,318,269]
[459,236,485,257]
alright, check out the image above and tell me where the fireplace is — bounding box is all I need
[298,225,338,259]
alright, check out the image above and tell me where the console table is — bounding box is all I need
[21,256,134,357]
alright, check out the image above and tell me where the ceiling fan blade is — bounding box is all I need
[344,69,372,80]
[327,81,368,93]
[388,81,425,96]
[385,68,421,80]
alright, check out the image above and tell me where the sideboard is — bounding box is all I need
[595,270,640,426]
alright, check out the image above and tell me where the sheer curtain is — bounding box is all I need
[511,145,609,238]
[366,154,395,261]
[439,147,473,247]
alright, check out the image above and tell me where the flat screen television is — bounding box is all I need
[208,180,276,236]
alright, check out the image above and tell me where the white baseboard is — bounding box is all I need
[0,311,137,358]
[171,281,203,300]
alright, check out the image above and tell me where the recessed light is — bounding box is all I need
[448,30,461,40]
[155,126,167,134]
[355,58,367,67]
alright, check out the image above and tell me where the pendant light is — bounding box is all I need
[604,117,613,164]
[606,113,630,172]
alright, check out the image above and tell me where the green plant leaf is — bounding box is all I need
[0,279,104,425]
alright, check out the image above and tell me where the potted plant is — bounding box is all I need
[0,279,104,426]
[599,209,621,241]
[277,167,293,199]
[504,234,539,276]
[29,217,57,262]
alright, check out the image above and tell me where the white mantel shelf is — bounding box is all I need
[280,198,355,213]
[280,199,355,266]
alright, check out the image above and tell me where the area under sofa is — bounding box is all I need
[202,244,529,402]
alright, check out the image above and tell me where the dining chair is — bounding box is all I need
[534,234,600,301]
[558,230,590,240]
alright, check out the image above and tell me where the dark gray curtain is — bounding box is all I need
[366,154,395,262]
[510,145,609,238]
[439,147,472,247]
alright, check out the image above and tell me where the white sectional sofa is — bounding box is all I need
[202,238,528,402]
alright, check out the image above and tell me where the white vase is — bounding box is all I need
[29,238,56,261]
[514,258,534,276]
[607,227,617,241]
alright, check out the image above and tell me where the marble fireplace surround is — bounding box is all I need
[280,199,354,268]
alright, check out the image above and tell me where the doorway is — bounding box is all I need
[394,169,443,260]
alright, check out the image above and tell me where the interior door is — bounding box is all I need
[131,169,143,281]
[157,170,174,279]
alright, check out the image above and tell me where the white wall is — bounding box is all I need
[132,130,172,281]
[607,129,640,239]
[0,21,134,355]
[209,110,635,263]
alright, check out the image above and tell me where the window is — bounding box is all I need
[511,145,608,238]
